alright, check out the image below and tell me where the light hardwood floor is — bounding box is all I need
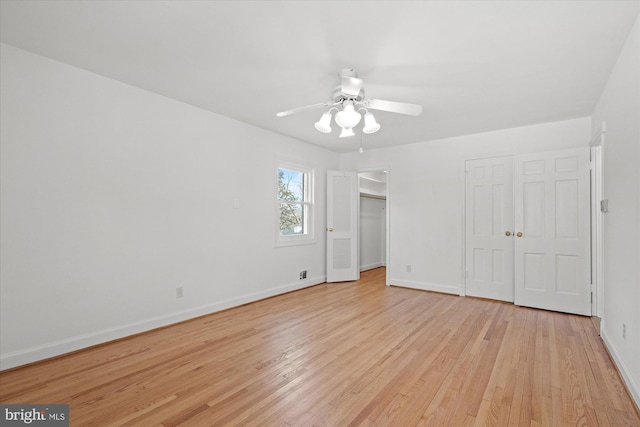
[1,268,638,426]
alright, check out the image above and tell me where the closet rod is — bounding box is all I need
[360,193,386,201]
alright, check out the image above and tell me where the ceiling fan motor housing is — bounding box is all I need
[332,86,364,104]
[334,68,364,103]
[340,68,358,78]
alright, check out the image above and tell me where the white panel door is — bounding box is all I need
[465,156,514,302]
[514,148,591,315]
[327,171,359,283]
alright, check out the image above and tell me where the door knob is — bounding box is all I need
[516,232,523,237]
[328,227,334,232]
[505,231,512,236]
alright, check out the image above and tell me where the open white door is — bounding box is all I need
[465,156,515,302]
[327,170,359,282]
[514,148,591,315]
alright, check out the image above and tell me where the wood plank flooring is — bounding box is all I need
[1,268,638,426]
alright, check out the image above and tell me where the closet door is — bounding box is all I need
[465,156,514,302]
[514,148,591,315]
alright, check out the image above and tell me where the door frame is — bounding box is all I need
[590,122,606,321]
[357,166,391,286]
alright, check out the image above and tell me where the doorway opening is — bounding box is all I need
[358,169,389,285]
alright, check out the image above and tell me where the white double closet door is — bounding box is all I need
[465,148,591,316]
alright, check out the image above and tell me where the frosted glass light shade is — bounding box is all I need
[362,112,381,134]
[314,112,332,133]
[339,127,355,138]
[335,102,361,129]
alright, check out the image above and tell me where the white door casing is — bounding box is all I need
[465,156,515,302]
[590,133,605,320]
[327,171,359,283]
[514,148,591,316]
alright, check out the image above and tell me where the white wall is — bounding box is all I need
[341,117,591,294]
[591,14,640,407]
[0,44,339,369]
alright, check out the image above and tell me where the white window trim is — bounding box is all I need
[275,160,316,247]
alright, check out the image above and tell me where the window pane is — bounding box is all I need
[280,202,304,235]
[278,168,304,202]
[276,163,313,245]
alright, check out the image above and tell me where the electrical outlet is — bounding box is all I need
[406,265,412,273]
[176,287,183,298]
[622,323,626,340]
[299,270,308,280]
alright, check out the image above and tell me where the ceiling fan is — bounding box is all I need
[276,68,422,138]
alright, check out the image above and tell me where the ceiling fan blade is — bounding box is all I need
[341,76,363,97]
[364,99,423,116]
[276,102,333,117]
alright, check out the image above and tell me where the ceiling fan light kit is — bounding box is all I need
[277,68,422,140]
[334,101,362,129]
[339,127,356,138]
[314,111,334,133]
[362,112,381,134]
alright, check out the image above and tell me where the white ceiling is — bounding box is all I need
[1,1,638,153]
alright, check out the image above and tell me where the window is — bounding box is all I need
[276,162,314,246]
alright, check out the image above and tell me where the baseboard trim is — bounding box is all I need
[0,275,325,371]
[601,329,640,410]
[389,279,461,296]
[360,262,383,272]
